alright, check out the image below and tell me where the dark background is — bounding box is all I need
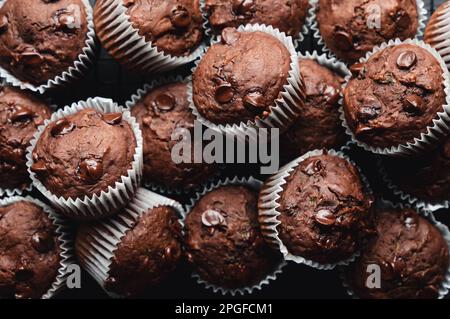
[31,0,450,299]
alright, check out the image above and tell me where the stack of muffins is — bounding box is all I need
[0,0,450,300]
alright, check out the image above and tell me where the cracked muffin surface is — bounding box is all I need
[345,205,449,299]
[317,0,419,64]
[343,43,446,149]
[0,0,88,85]
[278,154,374,264]
[0,200,61,299]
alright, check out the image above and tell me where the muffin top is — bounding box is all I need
[317,0,419,64]
[346,206,449,299]
[343,43,446,149]
[184,185,281,289]
[278,154,374,264]
[205,0,310,38]
[0,86,52,190]
[31,108,137,200]
[383,136,450,203]
[0,200,61,299]
[124,0,203,56]
[0,0,88,85]
[131,82,217,190]
[280,58,347,162]
[193,28,291,125]
[101,206,182,297]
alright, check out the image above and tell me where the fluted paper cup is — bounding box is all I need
[258,149,372,270]
[188,23,306,141]
[75,187,184,298]
[26,97,144,220]
[94,0,206,74]
[340,200,450,299]
[182,176,287,296]
[339,38,450,156]
[0,0,97,94]
[0,195,73,299]
[425,1,450,71]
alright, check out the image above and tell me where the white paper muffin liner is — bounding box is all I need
[25,97,144,220]
[74,187,184,298]
[94,0,206,74]
[258,149,373,270]
[0,0,97,94]
[187,23,306,141]
[377,158,450,212]
[338,38,450,156]
[125,75,225,195]
[182,176,287,296]
[310,0,427,62]
[340,199,450,299]
[0,195,73,299]
[425,1,450,71]
[200,0,316,48]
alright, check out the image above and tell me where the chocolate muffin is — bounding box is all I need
[76,205,182,297]
[0,200,61,299]
[343,43,447,149]
[382,136,450,203]
[278,153,374,264]
[0,87,52,191]
[184,185,281,289]
[111,0,203,57]
[31,108,137,200]
[316,0,419,64]
[345,205,449,299]
[131,81,217,190]
[193,28,291,125]
[205,0,310,38]
[425,0,450,69]
[0,0,89,85]
[280,58,347,162]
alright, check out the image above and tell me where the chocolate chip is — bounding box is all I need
[201,209,226,227]
[318,82,339,106]
[243,91,265,111]
[394,9,411,30]
[403,95,425,115]
[171,6,191,28]
[355,125,373,135]
[350,62,366,78]
[315,209,336,226]
[215,84,234,103]
[78,159,103,183]
[51,118,75,136]
[391,258,406,275]
[404,216,417,228]
[30,161,47,175]
[55,9,77,30]
[0,15,8,33]
[396,51,417,70]
[15,268,34,282]
[20,51,43,65]
[10,106,34,124]
[357,97,382,123]
[221,27,240,45]
[153,93,176,112]
[102,112,123,125]
[303,160,323,175]
[232,0,254,15]
[31,231,54,253]
[334,30,353,51]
